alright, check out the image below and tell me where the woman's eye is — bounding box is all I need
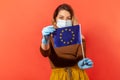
[67,17,71,20]
[58,16,71,20]
[59,17,64,19]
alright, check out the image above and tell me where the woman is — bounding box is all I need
[40,3,93,80]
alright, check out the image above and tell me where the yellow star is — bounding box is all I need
[67,42,70,44]
[72,37,75,40]
[71,31,74,33]
[65,28,68,31]
[72,34,75,36]
[60,33,62,36]
[70,40,73,42]
[63,41,66,44]
[60,36,62,39]
[61,30,64,33]
[69,29,71,31]
[61,39,63,42]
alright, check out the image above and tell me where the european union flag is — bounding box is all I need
[53,25,81,47]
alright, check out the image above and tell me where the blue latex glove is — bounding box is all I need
[78,58,93,69]
[42,26,55,44]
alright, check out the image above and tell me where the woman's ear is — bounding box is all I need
[52,19,57,29]
[52,19,55,25]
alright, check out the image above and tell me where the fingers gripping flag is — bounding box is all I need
[53,25,82,47]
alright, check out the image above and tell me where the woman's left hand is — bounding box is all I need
[78,58,94,69]
[72,16,79,26]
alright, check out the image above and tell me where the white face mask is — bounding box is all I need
[56,20,72,28]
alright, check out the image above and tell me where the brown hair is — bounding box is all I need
[53,3,74,23]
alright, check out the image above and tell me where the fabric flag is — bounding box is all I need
[53,25,81,47]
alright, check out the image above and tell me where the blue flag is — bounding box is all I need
[53,25,81,47]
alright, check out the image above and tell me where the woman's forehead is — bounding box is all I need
[57,10,71,16]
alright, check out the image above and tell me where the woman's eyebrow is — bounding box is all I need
[58,15,64,17]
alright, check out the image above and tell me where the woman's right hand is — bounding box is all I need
[42,25,56,44]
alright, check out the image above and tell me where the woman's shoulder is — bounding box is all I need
[44,25,54,27]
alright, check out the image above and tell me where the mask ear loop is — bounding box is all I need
[79,24,85,59]
[71,17,74,26]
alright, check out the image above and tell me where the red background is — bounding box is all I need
[0,0,120,80]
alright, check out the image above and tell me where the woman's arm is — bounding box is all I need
[41,43,50,50]
[76,35,86,59]
[40,43,50,57]
[81,35,86,54]
[40,25,55,57]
